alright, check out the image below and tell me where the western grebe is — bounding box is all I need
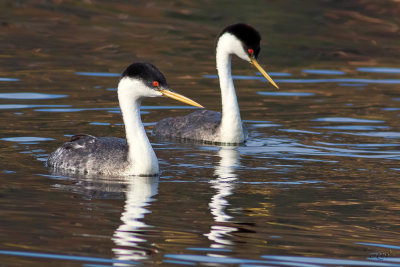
[153,23,279,144]
[47,62,203,176]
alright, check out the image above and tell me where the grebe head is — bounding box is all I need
[216,23,279,89]
[118,62,204,107]
[217,23,261,62]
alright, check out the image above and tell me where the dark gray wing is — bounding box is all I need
[47,134,128,174]
[153,110,222,142]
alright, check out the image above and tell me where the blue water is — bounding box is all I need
[0,250,138,265]
[0,104,70,110]
[258,91,315,96]
[89,122,111,126]
[357,67,400,74]
[302,69,346,75]
[312,117,385,123]
[0,77,19,82]
[313,125,390,130]
[1,137,55,143]
[256,71,292,77]
[76,72,120,77]
[0,93,67,100]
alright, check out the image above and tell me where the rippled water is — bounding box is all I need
[1,0,400,266]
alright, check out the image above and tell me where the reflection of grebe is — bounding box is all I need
[153,23,279,144]
[205,146,240,247]
[47,63,202,177]
[112,176,159,262]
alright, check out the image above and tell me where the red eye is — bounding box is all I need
[248,48,254,55]
[153,81,159,87]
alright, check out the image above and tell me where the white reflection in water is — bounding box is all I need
[48,170,159,264]
[112,176,159,263]
[205,146,240,247]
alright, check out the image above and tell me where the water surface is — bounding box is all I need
[1,0,400,266]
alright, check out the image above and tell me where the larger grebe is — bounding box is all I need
[153,23,279,144]
[47,63,203,176]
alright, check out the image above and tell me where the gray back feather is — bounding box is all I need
[47,134,129,175]
[153,110,222,142]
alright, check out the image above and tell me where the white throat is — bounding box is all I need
[216,33,247,143]
[118,78,159,176]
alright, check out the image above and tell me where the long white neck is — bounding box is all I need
[216,35,246,143]
[118,80,159,176]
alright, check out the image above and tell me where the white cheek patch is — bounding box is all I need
[217,33,250,62]
[118,78,164,99]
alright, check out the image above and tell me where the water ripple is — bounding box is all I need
[0,77,19,82]
[34,107,115,112]
[336,131,400,139]
[300,143,400,158]
[382,108,400,111]
[312,117,385,123]
[241,138,400,160]
[258,91,315,96]
[313,125,390,130]
[313,141,398,148]
[89,122,111,126]
[75,72,120,77]
[164,254,394,266]
[0,104,70,110]
[338,83,368,87]
[279,129,321,134]
[204,75,400,84]
[0,93,67,100]
[274,78,400,84]
[256,71,292,77]
[0,250,137,265]
[302,69,346,75]
[357,67,400,74]
[357,242,400,251]
[1,137,54,143]
[262,256,396,266]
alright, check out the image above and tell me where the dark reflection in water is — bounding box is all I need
[2,0,400,266]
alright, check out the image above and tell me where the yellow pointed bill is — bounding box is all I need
[250,57,279,89]
[159,89,204,108]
